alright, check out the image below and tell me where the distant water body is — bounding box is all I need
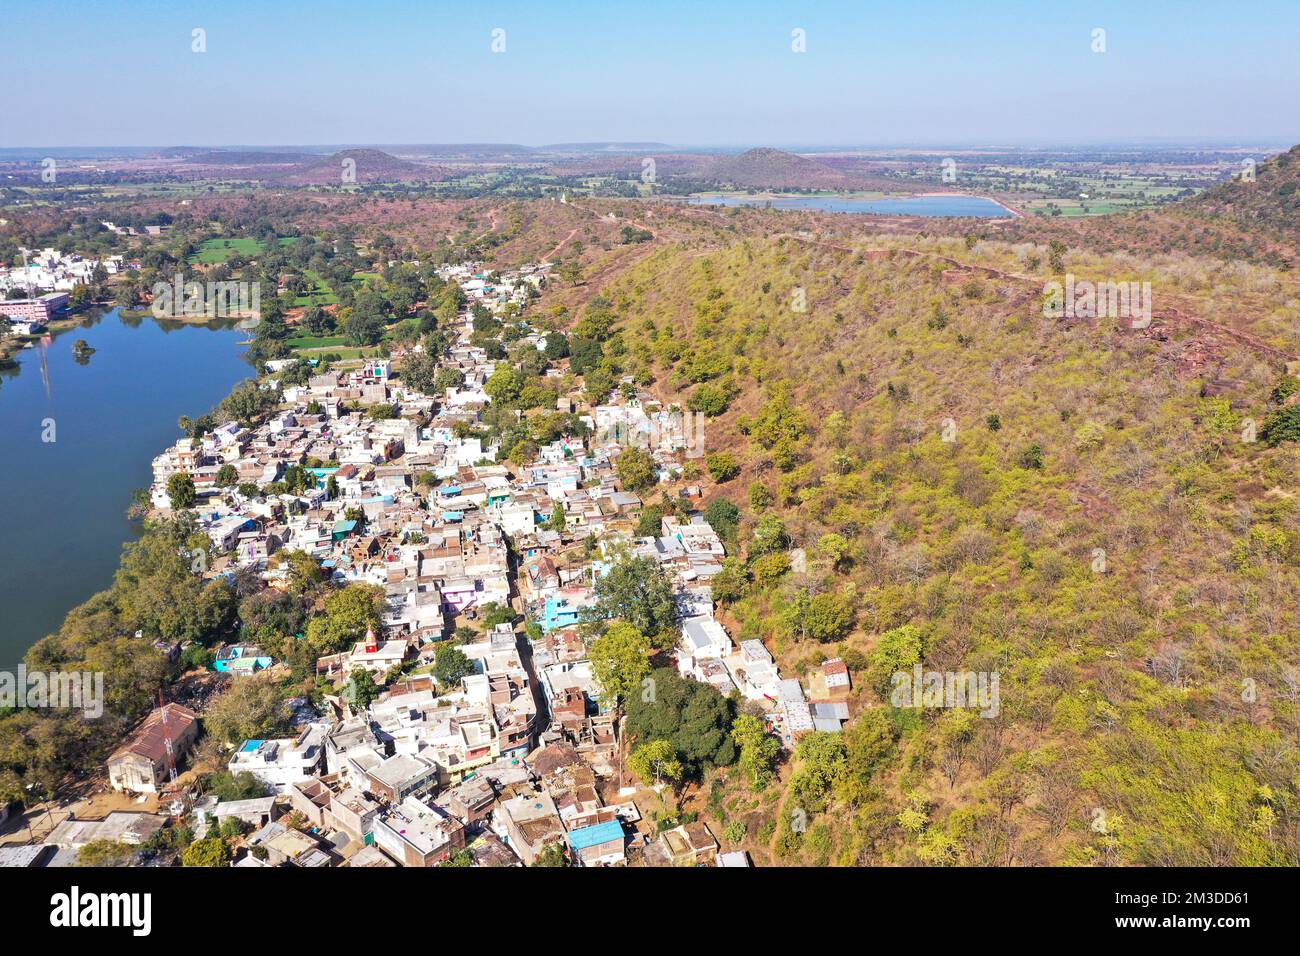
[0,309,250,669]
[688,193,1015,217]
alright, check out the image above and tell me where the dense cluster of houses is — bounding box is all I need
[9,259,851,869]
[0,246,122,296]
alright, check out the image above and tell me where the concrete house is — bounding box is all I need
[107,703,200,794]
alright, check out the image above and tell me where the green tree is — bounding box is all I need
[706,452,740,483]
[732,713,781,788]
[204,771,267,802]
[626,668,736,777]
[687,382,732,417]
[276,549,326,596]
[167,472,197,510]
[802,591,855,643]
[589,621,652,706]
[205,675,291,746]
[434,644,475,687]
[750,514,789,557]
[615,446,657,492]
[220,379,278,426]
[629,739,684,787]
[399,350,439,395]
[586,556,679,645]
[1260,405,1300,446]
[304,583,385,654]
[703,499,740,538]
[817,533,852,571]
[583,367,615,405]
[347,669,381,708]
[556,260,583,287]
[485,364,523,406]
[181,836,232,868]
[749,551,791,587]
[871,623,925,697]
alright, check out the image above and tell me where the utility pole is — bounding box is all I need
[159,690,178,789]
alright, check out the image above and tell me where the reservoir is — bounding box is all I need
[688,192,1015,217]
[0,308,250,669]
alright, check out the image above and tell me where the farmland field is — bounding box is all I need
[189,235,298,263]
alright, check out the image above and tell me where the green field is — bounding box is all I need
[294,346,372,361]
[292,268,340,307]
[286,334,349,350]
[189,236,298,264]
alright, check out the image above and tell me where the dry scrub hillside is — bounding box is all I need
[546,220,1300,866]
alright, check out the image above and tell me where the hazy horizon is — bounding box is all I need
[0,140,1293,156]
[3,0,1298,148]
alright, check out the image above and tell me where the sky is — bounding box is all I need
[3,0,1298,148]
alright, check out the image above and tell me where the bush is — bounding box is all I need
[707,452,740,483]
[1260,405,1300,446]
[615,446,658,491]
[688,383,732,417]
[181,836,231,868]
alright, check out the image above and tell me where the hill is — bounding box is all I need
[187,150,315,166]
[1002,146,1300,270]
[521,178,1300,866]
[1181,144,1300,247]
[692,147,863,190]
[277,148,447,185]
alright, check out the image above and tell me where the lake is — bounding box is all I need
[688,193,1015,217]
[0,309,251,669]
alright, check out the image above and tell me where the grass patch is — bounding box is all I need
[287,334,349,350]
[189,236,300,264]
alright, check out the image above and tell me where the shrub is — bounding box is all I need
[707,452,740,483]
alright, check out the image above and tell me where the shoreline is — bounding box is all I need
[685,189,1023,218]
[913,190,1024,217]
[1,306,253,364]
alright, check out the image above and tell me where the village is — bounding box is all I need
[0,257,852,870]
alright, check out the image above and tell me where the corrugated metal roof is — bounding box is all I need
[566,819,624,851]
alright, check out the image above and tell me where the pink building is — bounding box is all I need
[0,292,69,330]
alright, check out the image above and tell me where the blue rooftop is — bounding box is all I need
[567,820,624,852]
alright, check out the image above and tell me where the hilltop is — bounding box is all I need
[277,148,446,185]
[693,147,864,190]
[1182,144,1300,247]
[181,148,447,185]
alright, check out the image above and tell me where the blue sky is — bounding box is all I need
[3,0,1297,147]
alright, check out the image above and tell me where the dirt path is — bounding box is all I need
[781,234,1300,367]
[543,228,578,261]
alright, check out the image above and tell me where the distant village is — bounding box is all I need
[1,256,852,870]
[0,245,126,335]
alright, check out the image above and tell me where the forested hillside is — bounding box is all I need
[559,206,1300,864]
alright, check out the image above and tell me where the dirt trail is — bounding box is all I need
[781,233,1300,367]
[543,228,578,261]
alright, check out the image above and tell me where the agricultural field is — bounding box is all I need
[188,235,298,263]
[291,268,339,306]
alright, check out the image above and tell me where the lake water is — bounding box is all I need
[688,193,1015,217]
[0,309,251,669]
